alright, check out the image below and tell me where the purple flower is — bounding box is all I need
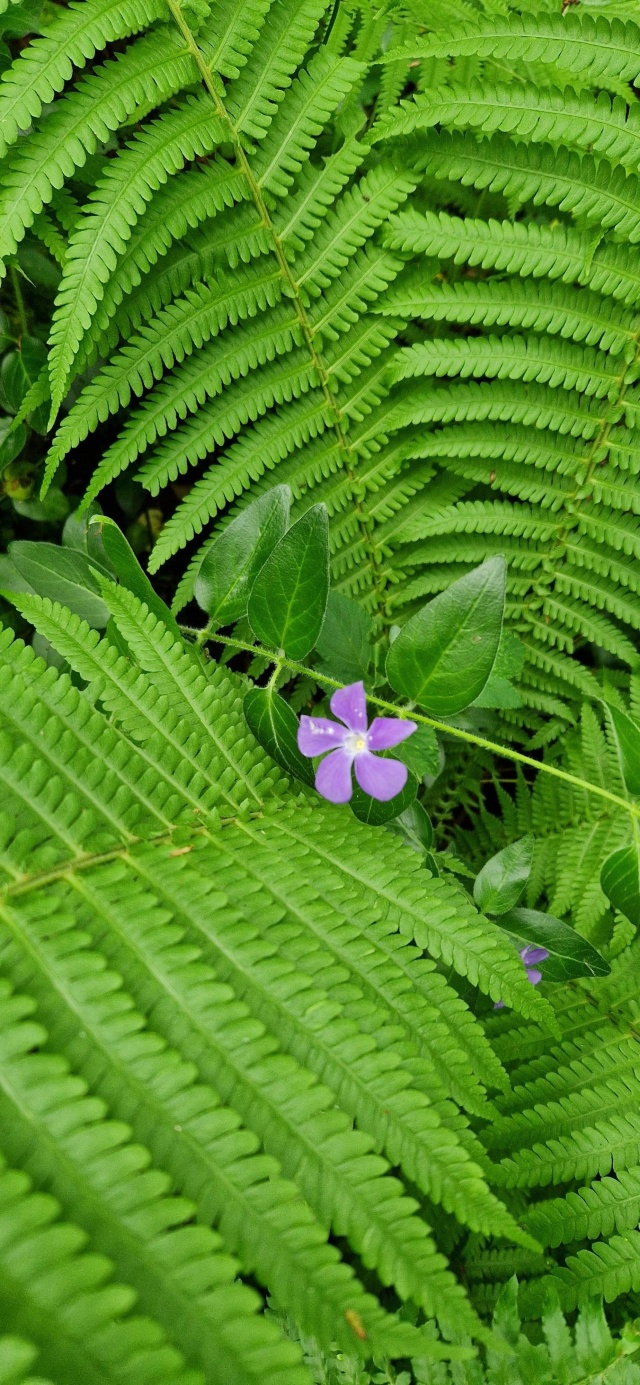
[298,681,417,804]
[494,944,549,1009]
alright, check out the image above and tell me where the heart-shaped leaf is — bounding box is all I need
[386,557,505,715]
[248,504,329,661]
[601,845,640,928]
[474,836,534,916]
[243,685,314,786]
[195,485,290,628]
[500,907,610,981]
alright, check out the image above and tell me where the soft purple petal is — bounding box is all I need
[315,747,354,803]
[367,716,418,752]
[298,716,348,758]
[493,999,505,1010]
[330,681,367,733]
[519,946,549,967]
[525,968,543,987]
[354,750,408,802]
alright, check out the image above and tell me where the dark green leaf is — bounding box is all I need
[0,419,26,470]
[0,335,46,412]
[350,766,418,825]
[0,554,36,596]
[474,836,534,916]
[315,592,372,683]
[248,504,329,661]
[501,907,611,981]
[606,704,640,797]
[13,489,68,522]
[243,685,314,785]
[92,516,180,637]
[473,676,522,710]
[393,722,439,778]
[195,486,290,627]
[7,541,110,627]
[386,558,505,715]
[389,800,433,852]
[601,845,640,928]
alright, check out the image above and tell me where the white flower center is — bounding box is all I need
[345,732,367,755]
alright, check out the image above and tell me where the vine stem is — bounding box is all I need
[201,630,640,823]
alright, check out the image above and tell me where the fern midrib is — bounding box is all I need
[528,336,640,621]
[163,0,389,617]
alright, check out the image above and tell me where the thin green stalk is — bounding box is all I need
[203,631,640,823]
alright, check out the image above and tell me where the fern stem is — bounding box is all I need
[208,631,640,823]
[163,0,389,619]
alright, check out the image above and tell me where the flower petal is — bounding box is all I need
[525,968,543,987]
[367,716,417,752]
[519,946,549,967]
[354,750,408,802]
[298,716,347,758]
[330,681,367,733]
[315,748,354,803]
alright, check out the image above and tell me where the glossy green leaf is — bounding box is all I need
[195,485,290,627]
[501,907,611,981]
[13,489,68,522]
[248,504,329,661]
[606,704,640,797]
[91,516,180,637]
[243,685,314,786]
[601,845,640,929]
[389,800,433,852]
[386,558,506,715]
[7,541,110,627]
[0,418,26,470]
[0,335,46,412]
[315,592,372,684]
[474,836,534,916]
[350,766,418,826]
[0,554,36,597]
[393,723,439,779]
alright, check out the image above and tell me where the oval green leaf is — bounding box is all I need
[474,836,534,916]
[389,799,433,852]
[8,540,110,627]
[243,685,314,785]
[392,723,439,779]
[92,516,180,637]
[605,704,640,797]
[501,907,610,981]
[248,503,329,661]
[195,485,290,628]
[601,845,640,928]
[386,557,506,715]
[315,591,372,684]
[350,766,418,826]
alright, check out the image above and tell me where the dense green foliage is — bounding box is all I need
[4,0,640,1380]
